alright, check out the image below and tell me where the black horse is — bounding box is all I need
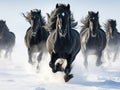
[23,9,49,70]
[80,11,106,68]
[44,4,80,82]
[0,20,15,58]
[104,19,120,61]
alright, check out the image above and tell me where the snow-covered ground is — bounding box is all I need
[0,44,120,90]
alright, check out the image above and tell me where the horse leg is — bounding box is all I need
[96,51,102,66]
[4,50,9,58]
[113,48,119,62]
[6,48,12,59]
[83,52,88,69]
[36,52,43,70]
[0,50,1,58]
[107,49,111,61]
[28,48,33,64]
[49,53,58,73]
[64,55,75,82]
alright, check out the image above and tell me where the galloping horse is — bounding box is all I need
[104,19,120,61]
[44,4,80,82]
[0,20,15,58]
[80,11,106,68]
[23,9,49,70]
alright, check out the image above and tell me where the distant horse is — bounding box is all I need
[80,11,106,68]
[44,4,80,82]
[23,9,49,70]
[0,20,15,58]
[104,19,120,62]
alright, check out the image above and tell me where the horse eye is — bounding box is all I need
[62,13,65,16]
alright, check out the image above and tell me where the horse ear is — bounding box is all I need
[67,4,70,10]
[4,20,6,23]
[39,10,41,14]
[96,11,99,15]
[56,3,59,8]
[46,13,50,20]
[88,11,91,15]
[31,10,32,13]
[115,20,116,25]
[38,10,41,15]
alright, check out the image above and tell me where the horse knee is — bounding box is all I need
[37,55,42,62]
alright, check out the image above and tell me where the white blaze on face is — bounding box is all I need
[62,12,65,17]
[90,21,93,31]
[110,26,113,35]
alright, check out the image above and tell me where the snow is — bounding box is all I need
[0,44,120,90]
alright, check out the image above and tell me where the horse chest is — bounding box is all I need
[54,37,71,53]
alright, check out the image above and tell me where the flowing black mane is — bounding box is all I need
[81,11,101,31]
[45,4,77,31]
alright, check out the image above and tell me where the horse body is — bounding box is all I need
[105,19,120,61]
[23,9,49,69]
[0,20,15,58]
[80,11,106,68]
[45,4,80,82]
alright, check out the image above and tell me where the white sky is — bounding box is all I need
[0,0,120,45]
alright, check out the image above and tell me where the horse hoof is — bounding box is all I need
[96,62,102,66]
[64,74,73,82]
[37,65,40,70]
[29,61,33,64]
[52,69,57,73]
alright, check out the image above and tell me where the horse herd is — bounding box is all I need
[0,3,120,82]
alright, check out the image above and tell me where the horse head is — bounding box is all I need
[44,4,72,36]
[23,9,45,37]
[108,19,117,38]
[88,11,100,37]
[104,19,117,39]
[0,20,6,32]
[0,20,9,39]
[30,9,43,36]
[54,4,71,37]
